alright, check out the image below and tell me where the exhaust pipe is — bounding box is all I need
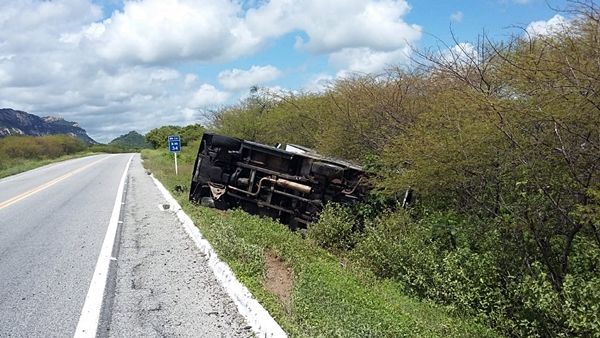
[275,178,312,194]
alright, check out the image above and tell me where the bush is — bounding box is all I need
[562,274,600,336]
[0,151,8,170]
[88,144,131,153]
[145,124,205,149]
[0,134,85,159]
[308,203,357,251]
[351,208,600,337]
[353,211,438,294]
[511,241,600,337]
[432,248,510,324]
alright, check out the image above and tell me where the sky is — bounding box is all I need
[0,0,571,142]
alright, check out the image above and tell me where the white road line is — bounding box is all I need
[74,154,133,338]
[0,157,109,210]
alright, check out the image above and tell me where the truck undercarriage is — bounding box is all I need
[189,133,368,228]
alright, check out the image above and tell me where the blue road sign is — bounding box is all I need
[168,135,181,152]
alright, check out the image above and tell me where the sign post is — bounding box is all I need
[167,135,181,175]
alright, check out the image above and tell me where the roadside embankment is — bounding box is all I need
[141,143,498,337]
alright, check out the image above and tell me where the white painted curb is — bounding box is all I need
[150,175,288,338]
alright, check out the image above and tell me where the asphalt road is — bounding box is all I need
[0,154,254,338]
[0,154,132,337]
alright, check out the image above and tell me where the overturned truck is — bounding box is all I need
[189,133,368,228]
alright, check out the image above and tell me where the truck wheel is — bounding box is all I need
[200,197,215,208]
[211,135,241,150]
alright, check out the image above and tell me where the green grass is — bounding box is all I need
[142,142,500,337]
[0,152,100,179]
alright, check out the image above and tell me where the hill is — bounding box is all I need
[0,108,97,144]
[109,131,151,149]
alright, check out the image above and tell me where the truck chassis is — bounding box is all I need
[189,133,368,228]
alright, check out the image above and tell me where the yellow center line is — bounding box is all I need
[0,156,110,210]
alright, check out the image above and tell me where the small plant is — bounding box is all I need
[308,203,357,251]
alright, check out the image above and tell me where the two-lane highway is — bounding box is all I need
[0,154,132,337]
[0,154,257,338]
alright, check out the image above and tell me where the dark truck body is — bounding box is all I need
[189,133,368,228]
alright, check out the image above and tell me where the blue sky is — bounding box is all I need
[0,0,570,142]
[89,0,565,93]
[408,0,563,43]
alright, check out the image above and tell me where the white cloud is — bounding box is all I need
[184,74,198,88]
[0,0,423,141]
[72,0,420,67]
[304,73,334,92]
[75,0,261,64]
[526,14,569,38]
[218,65,282,91]
[0,69,10,86]
[0,0,241,141]
[189,84,230,107]
[450,11,464,23]
[0,58,231,140]
[246,0,420,54]
[247,0,421,75]
[330,46,412,75]
[440,42,479,65]
[0,0,102,53]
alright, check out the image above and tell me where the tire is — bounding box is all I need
[211,134,241,150]
[200,197,216,208]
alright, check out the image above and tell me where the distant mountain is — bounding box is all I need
[109,131,151,149]
[0,108,97,144]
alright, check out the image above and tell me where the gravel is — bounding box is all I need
[103,155,254,338]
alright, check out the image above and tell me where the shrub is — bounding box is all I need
[0,151,8,170]
[431,248,510,324]
[0,134,84,159]
[88,144,131,153]
[353,211,438,295]
[562,273,600,336]
[308,203,357,251]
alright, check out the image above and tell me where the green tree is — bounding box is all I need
[145,125,182,149]
[211,88,273,143]
[180,124,205,146]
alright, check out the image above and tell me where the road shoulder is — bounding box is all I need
[104,155,253,337]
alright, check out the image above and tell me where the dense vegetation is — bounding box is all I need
[0,134,85,161]
[0,134,135,178]
[145,124,205,148]
[142,143,495,337]
[203,4,600,337]
[0,134,86,177]
[109,131,152,149]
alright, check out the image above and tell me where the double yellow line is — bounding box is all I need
[0,157,108,210]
